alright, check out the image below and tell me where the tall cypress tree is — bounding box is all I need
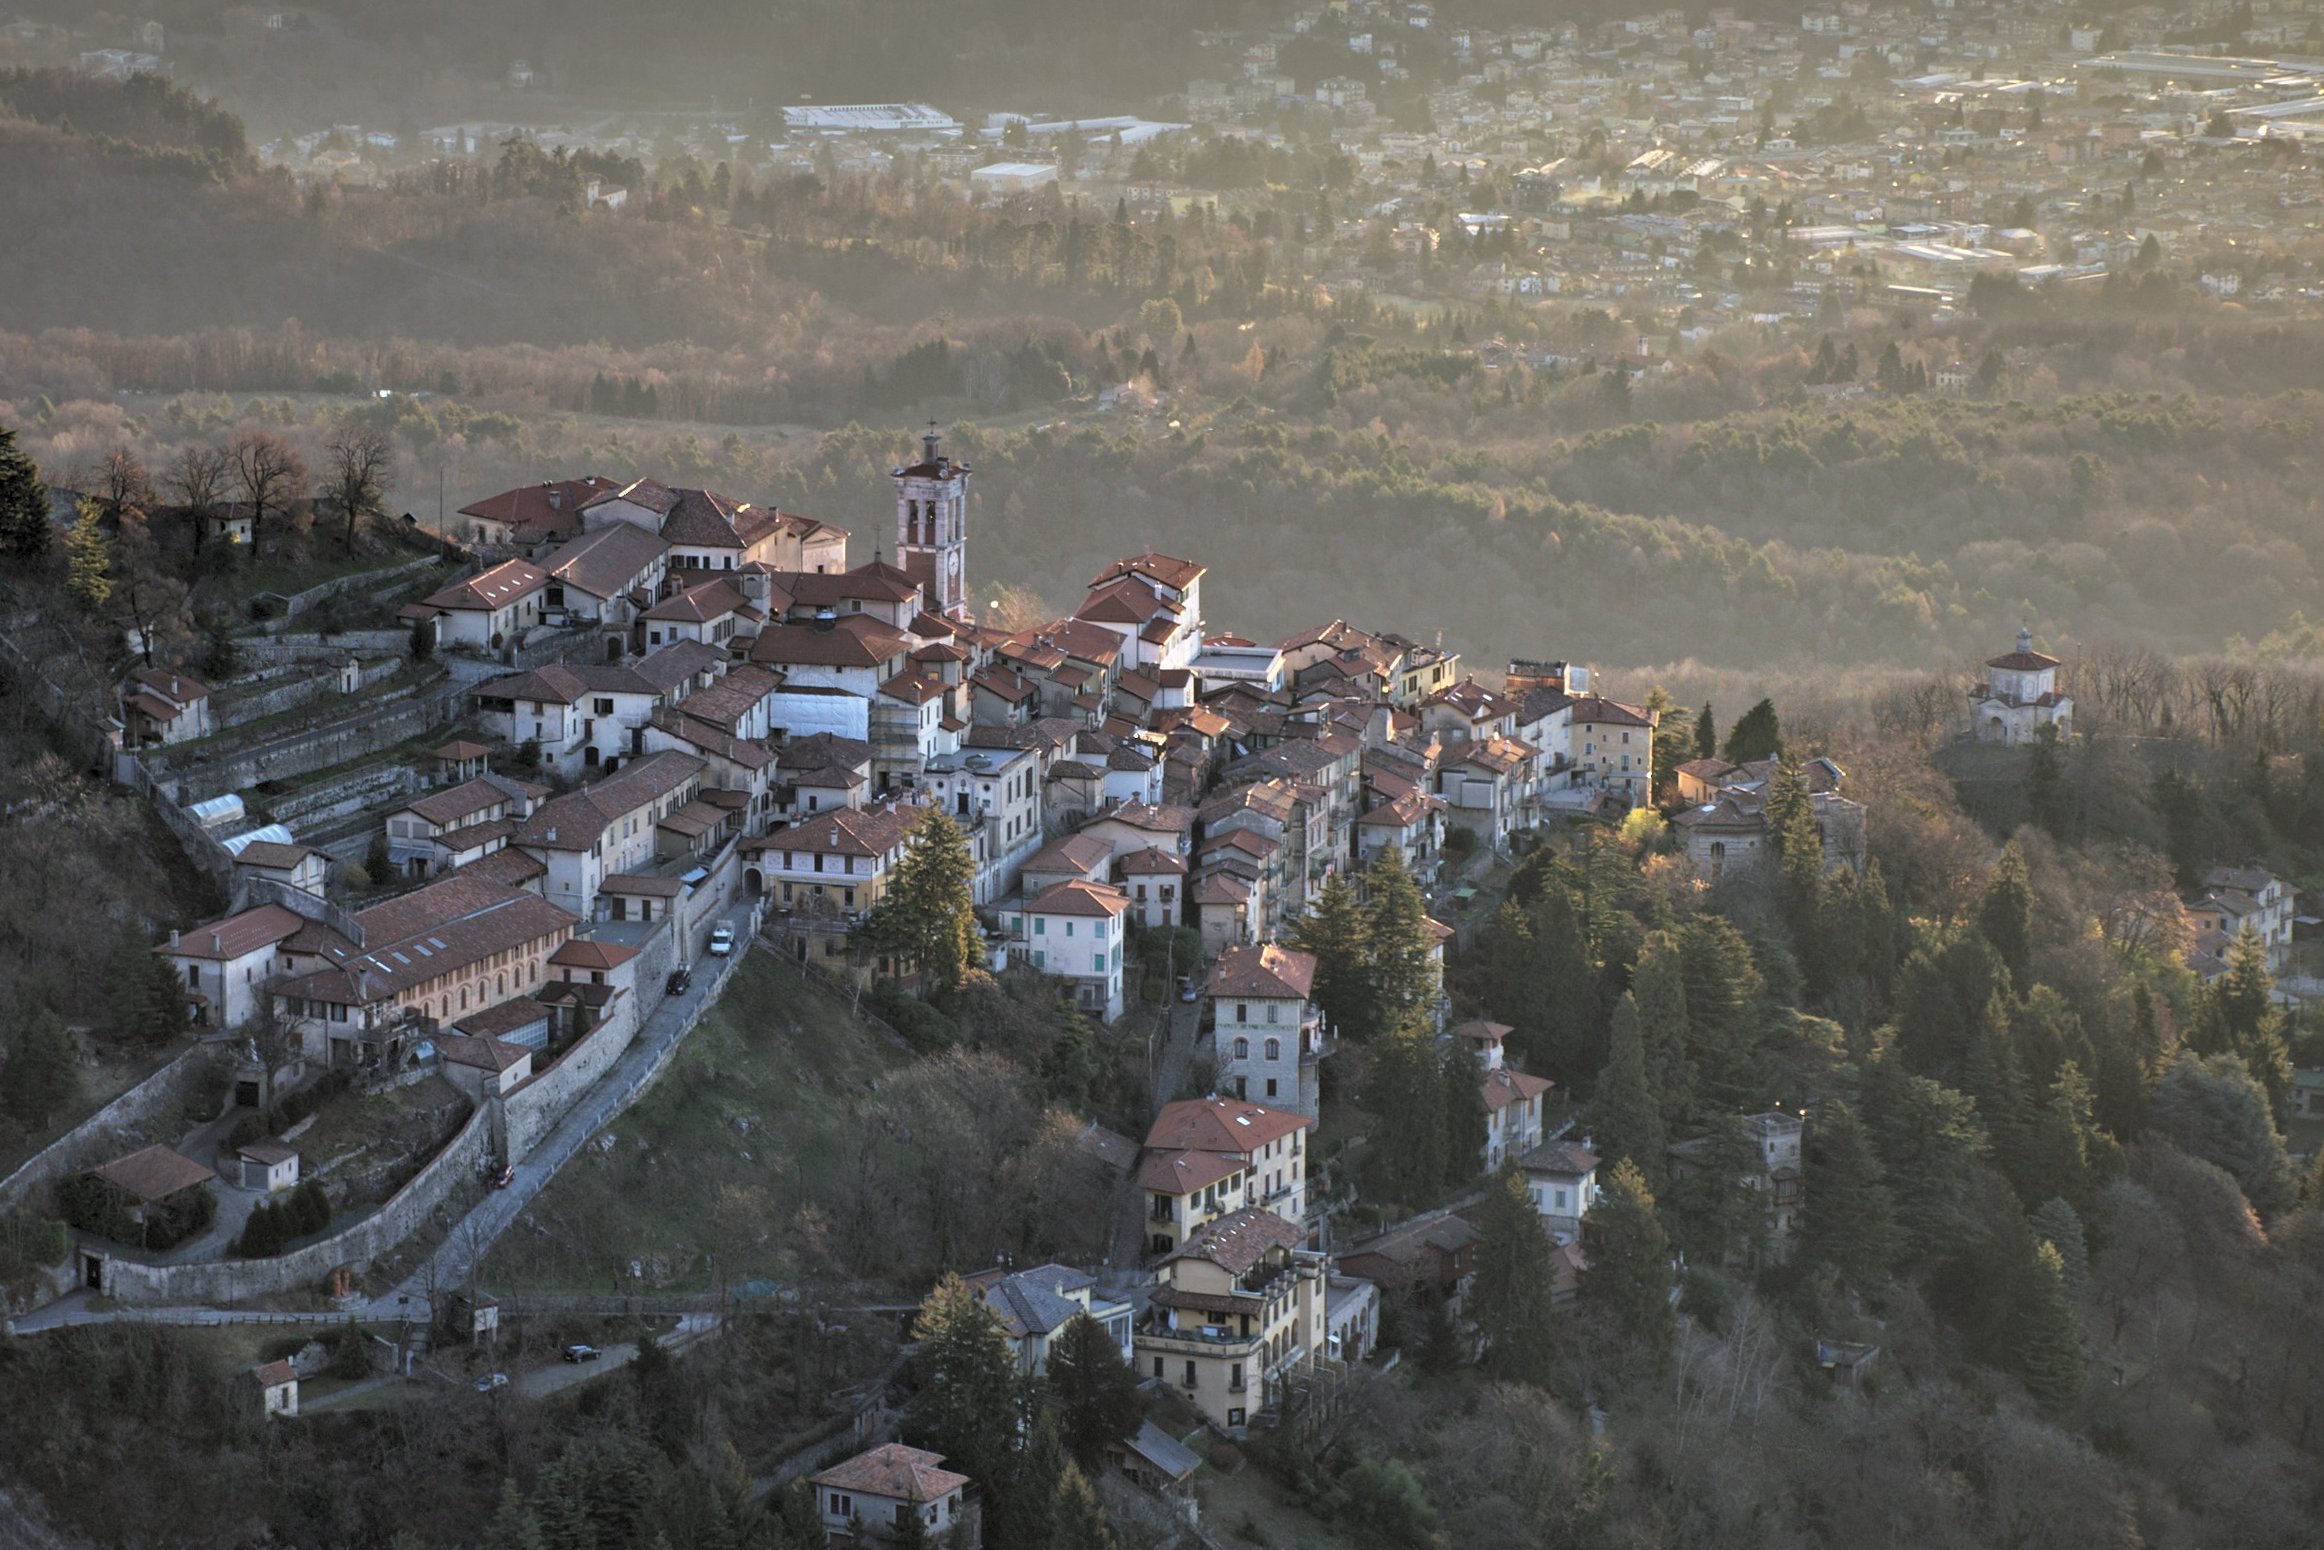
[2014,1239,2084,1412]
[1590,996,1667,1194]
[1720,698,1782,763]
[1977,841,2035,993]
[1442,1039,1488,1186]
[1693,702,1717,762]
[1044,1314,1141,1471]
[1666,1111,1765,1267]
[1860,1056,1989,1269]
[1798,1098,1898,1290]
[0,423,48,561]
[872,809,982,996]
[1289,871,1373,1040]
[1631,931,1694,1125]
[1581,1157,1672,1353]
[1362,845,1441,1037]
[1529,886,1601,1087]
[1471,1164,1557,1388]
[906,1274,1024,1495]
[1371,1015,1448,1204]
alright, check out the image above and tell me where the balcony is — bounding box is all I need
[1139,1323,1263,1356]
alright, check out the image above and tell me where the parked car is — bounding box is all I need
[474,1372,509,1393]
[1176,975,1199,1003]
[666,966,692,996]
[562,1344,601,1363]
[708,924,736,956]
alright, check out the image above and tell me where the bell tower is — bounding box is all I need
[892,424,971,621]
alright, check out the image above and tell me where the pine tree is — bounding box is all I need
[1798,1098,1898,1290]
[1470,1163,1557,1388]
[1362,846,1441,1036]
[870,809,982,996]
[1589,996,1667,1194]
[1720,698,1782,763]
[1371,1015,1448,1204]
[2014,1239,2084,1412]
[906,1274,1024,1494]
[1581,1157,1672,1352]
[108,922,174,1045]
[1442,1039,1488,1186]
[1963,999,2038,1198]
[1288,872,1372,1040]
[63,500,112,614]
[2028,1197,2088,1299]
[889,1493,934,1550]
[1764,753,1825,954]
[1676,915,1764,1109]
[2188,924,2292,1105]
[4,1008,78,1127]
[763,1480,825,1550]
[2028,1060,2113,1209]
[1469,899,1535,1028]
[995,1407,1065,1550]
[1978,841,2034,992]
[1529,886,1602,1087]
[1860,1056,1988,1268]
[1631,933,1694,1126]
[1044,1313,1141,1472]
[480,1479,547,1550]
[1666,1111,1765,1267]
[1694,702,1717,762]
[531,1457,595,1550]
[0,423,48,561]
[1049,1464,1118,1550]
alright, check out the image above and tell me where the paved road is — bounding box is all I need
[1149,990,1205,1123]
[361,904,759,1320]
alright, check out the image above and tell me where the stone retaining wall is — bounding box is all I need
[0,1046,221,1218]
[98,1102,494,1305]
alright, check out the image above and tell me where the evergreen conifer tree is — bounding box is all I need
[1288,872,1372,1040]
[1581,1157,1673,1352]
[3,1008,77,1127]
[1978,842,2035,993]
[0,424,48,561]
[1372,1015,1449,1204]
[1630,932,1694,1126]
[1471,1164,1557,1388]
[1362,846,1441,1036]
[2015,1239,2084,1412]
[1590,996,1667,1194]
[1044,1313,1141,1471]
[869,809,982,996]
[906,1274,1024,1494]
[1798,1098,1898,1289]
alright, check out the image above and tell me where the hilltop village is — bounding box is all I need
[1,421,2317,1549]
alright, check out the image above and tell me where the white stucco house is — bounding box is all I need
[1969,626,2072,744]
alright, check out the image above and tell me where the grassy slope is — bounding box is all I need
[482,951,911,1295]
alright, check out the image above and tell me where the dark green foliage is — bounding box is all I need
[905,1273,1024,1497]
[4,1009,77,1127]
[2187,925,2292,1105]
[1631,932,1694,1126]
[1441,1040,1488,1187]
[2028,1196,2089,1299]
[1860,1056,1989,1269]
[1666,1112,1766,1267]
[1328,1456,1439,1548]
[2014,1239,2085,1412]
[1362,846,1442,1036]
[2149,1051,2299,1216]
[0,422,51,561]
[1693,702,1718,761]
[59,1170,211,1251]
[479,1478,546,1550]
[1798,1098,1898,1290]
[1528,887,1604,1087]
[1675,914,1765,1109]
[0,1213,70,1277]
[862,809,981,995]
[1471,1165,1557,1388]
[1370,1016,1448,1205]
[1288,872,1372,1041]
[1589,996,1667,1194]
[1049,1464,1117,1550]
[1978,842,2035,991]
[1895,931,2009,1079]
[1044,1314,1141,1472]
[1581,1157,1672,1352]
[1721,698,1782,763]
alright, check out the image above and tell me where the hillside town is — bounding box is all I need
[33,0,2324,329]
[5,406,2317,1547]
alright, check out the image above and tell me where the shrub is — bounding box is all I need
[869,980,959,1052]
[288,1178,331,1236]
[0,1214,70,1276]
[1444,825,1478,856]
[227,1114,268,1149]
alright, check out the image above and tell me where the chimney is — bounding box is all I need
[169,928,180,948]
[547,487,563,510]
[211,932,221,954]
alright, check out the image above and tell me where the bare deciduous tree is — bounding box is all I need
[165,443,231,551]
[95,448,154,522]
[323,423,395,552]
[229,430,307,554]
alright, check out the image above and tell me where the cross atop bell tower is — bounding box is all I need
[892,423,971,622]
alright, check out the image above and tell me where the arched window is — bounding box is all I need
[1233,1037,1250,1059]
[497,973,507,995]
[1264,1038,1281,1062]
[1708,840,1726,879]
